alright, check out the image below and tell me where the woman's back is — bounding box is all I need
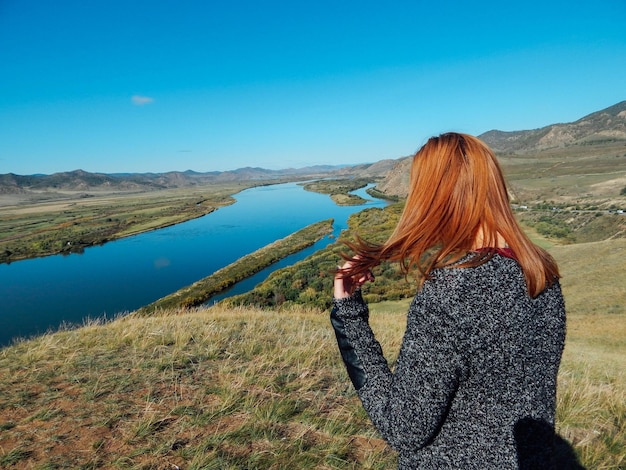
[387,253,566,468]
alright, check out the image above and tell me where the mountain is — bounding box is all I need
[0,158,400,197]
[333,158,406,178]
[479,100,626,153]
[3,101,625,199]
[0,166,351,195]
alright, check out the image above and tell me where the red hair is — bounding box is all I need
[343,133,559,297]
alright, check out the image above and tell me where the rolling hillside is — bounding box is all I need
[378,101,626,201]
[480,100,626,153]
[0,166,339,196]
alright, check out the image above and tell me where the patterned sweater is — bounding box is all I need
[330,254,566,469]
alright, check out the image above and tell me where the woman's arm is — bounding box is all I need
[330,274,465,453]
[331,260,384,390]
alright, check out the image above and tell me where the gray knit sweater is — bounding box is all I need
[331,254,566,469]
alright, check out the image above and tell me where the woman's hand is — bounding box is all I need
[334,260,375,299]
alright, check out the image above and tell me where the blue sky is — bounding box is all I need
[1,0,625,175]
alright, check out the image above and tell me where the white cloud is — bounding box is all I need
[131,95,154,106]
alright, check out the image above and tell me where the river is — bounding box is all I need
[0,182,387,347]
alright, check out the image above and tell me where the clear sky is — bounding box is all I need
[1,0,625,175]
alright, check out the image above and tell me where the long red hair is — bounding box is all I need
[343,132,559,297]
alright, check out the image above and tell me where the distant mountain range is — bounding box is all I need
[2,100,625,197]
[0,155,406,195]
[0,165,368,195]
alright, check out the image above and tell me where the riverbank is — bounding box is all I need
[301,178,373,206]
[0,183,262,264]
[1,181,388,346]
[136,219,335,314]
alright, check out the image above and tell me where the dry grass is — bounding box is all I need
[551,239,626,469]
[0,306,397,469]
[499,141,626,206]
[0,240,624,469]
[552,239,626,316]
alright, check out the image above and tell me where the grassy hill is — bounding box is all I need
[0,239,623,469]
[480,100,626,153]
[378,101,626,204]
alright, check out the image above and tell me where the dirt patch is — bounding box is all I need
[590,175,626,196]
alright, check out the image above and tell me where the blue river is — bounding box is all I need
[0,182,387,347]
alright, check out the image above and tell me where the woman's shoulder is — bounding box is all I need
[424,252,563,309]
[420,253,525,303]
[431,251,522,282]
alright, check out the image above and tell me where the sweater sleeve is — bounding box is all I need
[331,285,467,453]
[330,289,389,390]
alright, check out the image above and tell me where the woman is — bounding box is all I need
[331,133,566,469]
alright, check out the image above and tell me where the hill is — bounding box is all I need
[377,100,626,204]
[0,164,396,203]
[480,100,626,153]
[0,238,623,469]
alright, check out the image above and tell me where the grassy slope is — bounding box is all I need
[550,240,625,468]
[0,306,397,469]
[0,240,624,469]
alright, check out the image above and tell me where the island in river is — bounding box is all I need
[135,219,335,314]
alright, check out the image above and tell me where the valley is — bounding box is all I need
[0,100,625,468]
